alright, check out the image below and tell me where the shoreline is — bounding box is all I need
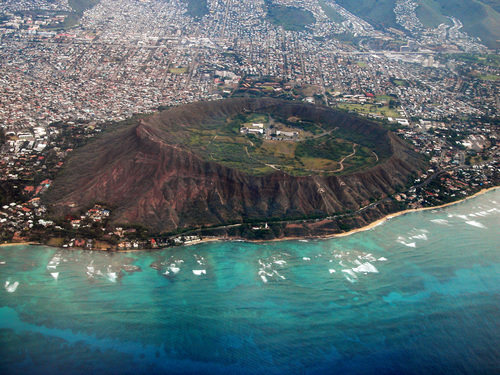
[192,185,499,245]
[0,186,498,250]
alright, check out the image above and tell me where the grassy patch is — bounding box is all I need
[182,0,208,19]
[477,74,499,81]
[265,1,315,31]
[336,103,400,119]
[170,111,379,176]
[319,0,345,24]
[169,67,188,74]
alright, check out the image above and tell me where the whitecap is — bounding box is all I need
[410,233,428,240]
[378,257,387,261]
[397,239,416,248]
[170,266,180,274]
[299,240,309,242]
[5,281,19,293]
[361,253,376,262]
[329,269,336,274]
[50,272,59,280]
[192,269,206,276]
[273,260,286,265]
[342,269,357,283]
[273,270,286,280]
[107,272,117,282]
[302,257,311,261]
[465,221,486,229]
[260,275,268,283]
[0,261,5,265]
[430,219,450,225]
[352,262,378,274]
[457,214,468,220]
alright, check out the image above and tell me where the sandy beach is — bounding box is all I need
[0,186,498,249]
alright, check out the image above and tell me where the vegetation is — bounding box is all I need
[68,0,101,14]
[415,0,500,49]
[265,1,316,32]
[336,102,401,119]
[163,104,385,176]
[336,0,401,30]
[182,0,209,20]
[318,0,345,24]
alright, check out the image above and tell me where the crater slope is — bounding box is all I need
[45,98,426,234]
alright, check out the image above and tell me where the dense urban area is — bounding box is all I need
[0,0,498,249]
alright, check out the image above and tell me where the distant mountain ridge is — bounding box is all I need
[336,0,499,49]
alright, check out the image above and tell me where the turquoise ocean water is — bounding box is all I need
[1,189,499,374]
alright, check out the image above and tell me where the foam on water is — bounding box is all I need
[466,220,486,228]
[352,262,379,274]
[192,269,206,276]
[4,281,19,293]
[341,269,357,283]
[430,219,450,225]
[329,269,336,274]
[302,257,311,261]
[51,272,59,280]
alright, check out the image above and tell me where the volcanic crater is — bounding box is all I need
[45,98,426,235]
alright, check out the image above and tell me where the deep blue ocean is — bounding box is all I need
[1,189,499,375]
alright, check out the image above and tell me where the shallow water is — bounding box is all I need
[1,190,499,374]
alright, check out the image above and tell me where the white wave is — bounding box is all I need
[170,266,180,274]
[352,262,378,274]
[465,221,486,229]
[361,253,376,262]
[378,257,387,261]
[192,269,206,276]
[299,239,309,242]
[457,214,468,220]
[410,233,428,241]
[260,275,268,283]
[329,269,336,274]
[342,269,357,283]
[273,260,286,265]
[302,257,311,261]
[475,211,487,217]
[50,272,59,280]
[430,219,450,225]
[447,214,454,218]
[468,213,477,217]
[0,261,5,265]
[5,281,19,293]
[397,239,416,248]
[107,272,117,282]
[164,270,170,275]
[273,270,286,280]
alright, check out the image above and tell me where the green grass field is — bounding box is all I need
[169,111,379,176]
[336,103,400,119]
[265,1,316,32]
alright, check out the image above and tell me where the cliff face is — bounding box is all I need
[45,98,426,233]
